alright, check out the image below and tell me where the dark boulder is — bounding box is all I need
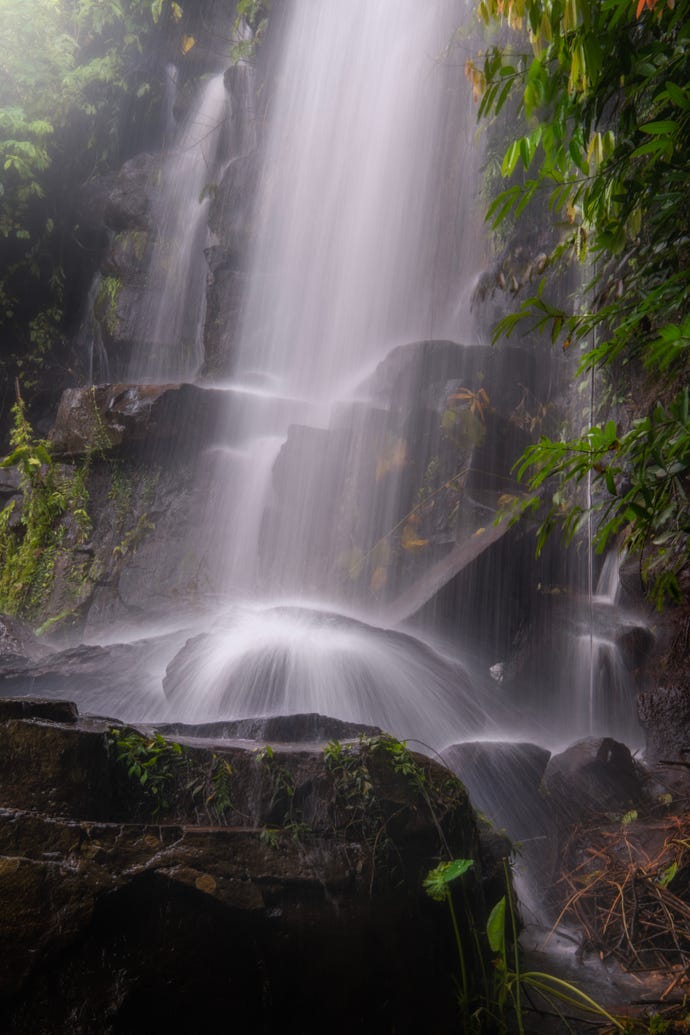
[49,382,228,457]
[542,736,647,825]
[0,697,497,1034]
[638,684,690,786]
[441,740,551,842]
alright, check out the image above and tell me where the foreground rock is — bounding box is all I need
[0,698,503,1034]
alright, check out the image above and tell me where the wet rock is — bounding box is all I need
[74,153,160,242]
[0,640,156,693]
[542,737,646,824]
[615,623,656,670]
[157,712,381,743]
[0,466,21,499]
[0,698,494,1034]
[0,697,78,724]
[50,382,228,457]
[0,615,50,669]
[366,340,544,414]
[104,152,162,233]
[208,152,260,261]
[441,740,551,842]
[201,249,248,375]
[638,685,690,772]
[162,606,487,748]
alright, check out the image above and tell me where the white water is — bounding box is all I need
[209,0,480,592]
[156,0,490,746]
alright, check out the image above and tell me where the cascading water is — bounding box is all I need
[157,0,496,748]
[127,73,230,381]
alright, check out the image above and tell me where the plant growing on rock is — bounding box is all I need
[0,393,91,619]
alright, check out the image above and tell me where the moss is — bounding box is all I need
[95,275,122,336]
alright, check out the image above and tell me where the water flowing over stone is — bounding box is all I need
[162,605,490,750]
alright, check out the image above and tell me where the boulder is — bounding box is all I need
[441,740,551,843]
[638,684,690,774]
[541,737,646,825]
[49,383,228,457]
[161,606,487,750]
[208,152,261,261]
[0,697,497,1034]
[0,614,50,669]
[103,152,162,233]
[74,153,161,241]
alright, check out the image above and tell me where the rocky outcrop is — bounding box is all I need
[442,739,551,843]
[542,736,647,825]
[638,684,690,789]
[0,698,499,1034]
[50,382,228,457]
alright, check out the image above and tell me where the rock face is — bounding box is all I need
[0,698,498,1034]
[542,737,647,824]
[638,684,690,790]
[50,382,228,457]
[441,740,551,843]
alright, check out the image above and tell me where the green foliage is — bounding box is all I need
[0,0,183,389]
[0,396,91,619]
[109,727,184,814]
[423,857,475,902]
[426,856,627,1032]
[471,0,690,602]
[231,0,270,63]
[95,275,121,336]
[510,390,690,606]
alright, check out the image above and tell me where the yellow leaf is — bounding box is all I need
[181,34,195,54]
[370,566,388,593]
[336,547,365,580]
[473,527,486,537]
[401,523,429,551]
[371,539,392,568]
[376,438,407,480]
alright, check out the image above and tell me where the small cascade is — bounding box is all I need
[76,274,110,384]
[563,549,650,746]
[127,73,229,381]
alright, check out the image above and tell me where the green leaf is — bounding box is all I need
[423,858,474,902]
[501,140,521,178]
[663,81,690,110]
[658,861,677,888]
[639,120,679,136]
[486,896,506,953]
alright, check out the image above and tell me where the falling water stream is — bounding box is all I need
[154,0,499,747]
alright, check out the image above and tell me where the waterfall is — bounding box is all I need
[208,0,480,594]
[62,1,649,755]
[156,0,493,747]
